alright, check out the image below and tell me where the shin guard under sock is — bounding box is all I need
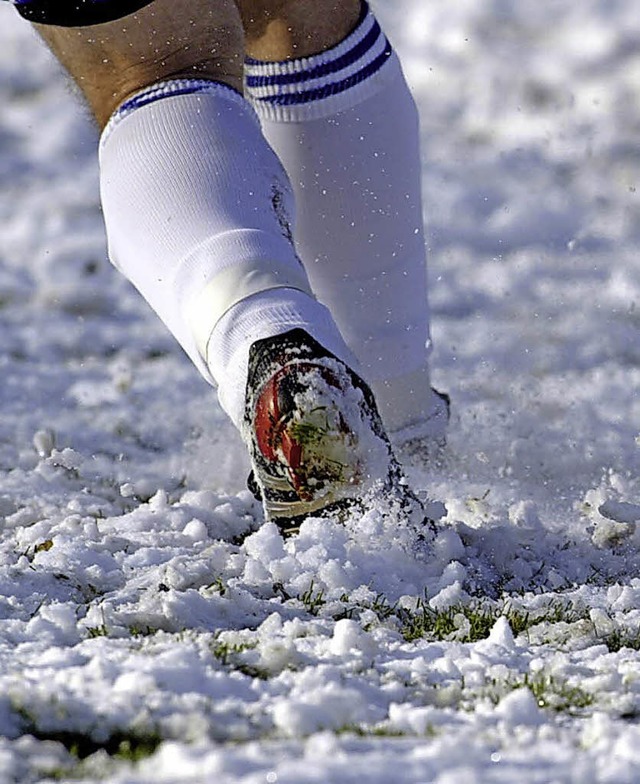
[245,4,439,437]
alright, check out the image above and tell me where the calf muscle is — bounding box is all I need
[236,0,362,61]
[35,0,244,127]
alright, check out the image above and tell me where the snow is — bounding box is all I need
[0,0,639,781]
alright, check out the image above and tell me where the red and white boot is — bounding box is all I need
[243,329,427,535]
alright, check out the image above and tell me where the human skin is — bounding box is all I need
[34,0,362,127]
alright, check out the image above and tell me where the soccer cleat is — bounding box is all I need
[243,329,416,533]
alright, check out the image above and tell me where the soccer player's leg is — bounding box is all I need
[241,0,449,451]
[22,0,414,528]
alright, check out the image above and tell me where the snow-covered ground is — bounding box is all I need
[0,1,639,781]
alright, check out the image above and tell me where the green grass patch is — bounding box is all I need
[331,589,590,645]
[211,636,269,679]
[480,673,595,716]
[602,627,640,653]
[298,580,327,616]
[19,724,162,762]
[398,598,515,643]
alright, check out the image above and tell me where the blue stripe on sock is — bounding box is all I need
[118,85,208,115]
[252,41,392,107]
[244,0,370,69]
[246,19,383,91]
[116,81,240,117]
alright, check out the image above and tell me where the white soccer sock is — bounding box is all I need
[99,80,352,428]
[245,3,439,438]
